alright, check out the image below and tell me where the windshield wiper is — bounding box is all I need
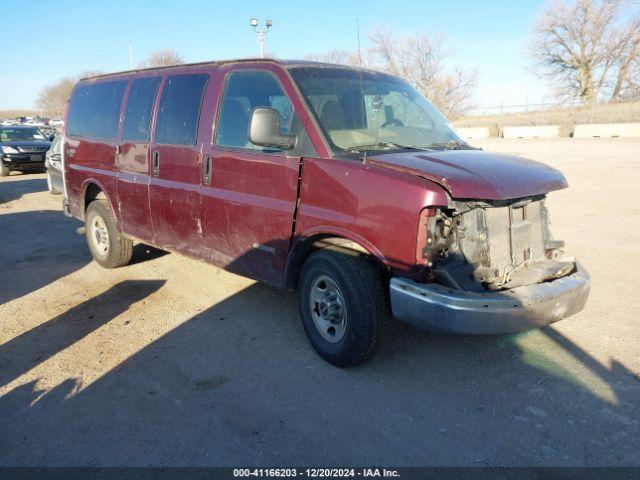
[344,141,422,153]
[426,140,478,151]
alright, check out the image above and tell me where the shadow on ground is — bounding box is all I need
[0,174,638,467]
[0,280,165,388]
[0,176,167,305]
[0,279,638,467]
[0,210,86,305]
[0,178,47,204]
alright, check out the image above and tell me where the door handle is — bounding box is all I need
[152,151,160,176]
[203,155,212,185]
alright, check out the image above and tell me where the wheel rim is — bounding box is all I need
[90,215,110,256]
[309,274,347,343]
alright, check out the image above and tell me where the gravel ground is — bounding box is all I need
[0,138,639,467]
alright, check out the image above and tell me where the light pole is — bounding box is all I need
[249,18,272,59]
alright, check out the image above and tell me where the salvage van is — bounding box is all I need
[62,59,590,366]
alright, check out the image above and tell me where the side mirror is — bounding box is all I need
[49,134,55,142]
[249,107,295,150]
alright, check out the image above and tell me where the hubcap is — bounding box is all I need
[309,275,347,343]
[90,215,110,256]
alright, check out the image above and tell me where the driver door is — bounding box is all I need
[200,67,301,286]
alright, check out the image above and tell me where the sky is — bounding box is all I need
[0,0,551,112]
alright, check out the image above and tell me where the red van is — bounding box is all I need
[62,59,590,366]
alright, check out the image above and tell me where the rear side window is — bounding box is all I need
[67,80,127,140]
[215,70,293,150]
[154,74,208,146]
[122,76,161,142]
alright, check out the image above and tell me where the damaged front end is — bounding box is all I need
[390,195,590,334]
[422,196,574,292]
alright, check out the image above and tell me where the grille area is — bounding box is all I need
[458,198,549,276]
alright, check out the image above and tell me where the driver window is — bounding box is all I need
[215,70,293,151]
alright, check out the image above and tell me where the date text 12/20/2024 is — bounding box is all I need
[233,468,400,478]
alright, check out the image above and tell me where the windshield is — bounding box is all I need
[0,127,47,142]
[289,67,462,153]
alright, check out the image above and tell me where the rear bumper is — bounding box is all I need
[389,262,590,334]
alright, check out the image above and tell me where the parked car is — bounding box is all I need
[62,60,590,366]
[39,125,58,139]
[23,119,45,127]
[0,125,52,176]
[45,134,63,194]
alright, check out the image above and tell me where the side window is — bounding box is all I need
[215,70,293,150]
[67,80,127,140]
[154,74,208,146]
[122,76,161,142]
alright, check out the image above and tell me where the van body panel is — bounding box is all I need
[295,156,449,279]
[148,144,203,254]
[147,71,210,254]
[115,75,161,244]
[200,63,321,287]
[116,142,153,243]
[65,138,119,221]
[201,149,300,285]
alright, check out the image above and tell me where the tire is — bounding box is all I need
[0,162,10,177]
[46,171,61,195]
[298,249,387,367]
[85,199,133,268]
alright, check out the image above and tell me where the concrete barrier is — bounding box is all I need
[455,127,490,139]
[503,125,560,139]
[573,123,640,138]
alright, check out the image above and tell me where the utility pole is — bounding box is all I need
[249,18,273,58]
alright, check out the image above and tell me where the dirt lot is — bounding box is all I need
[1,138,639,467]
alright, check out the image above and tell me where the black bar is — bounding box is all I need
[0,467,639,480]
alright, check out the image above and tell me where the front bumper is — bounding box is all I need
[389,262,590,334]
[2,153,45,168]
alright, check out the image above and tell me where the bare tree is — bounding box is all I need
[36,77,76,117]
[35,71,104,118]
[623,56,640,97]
[611,16,640,100]
[304,30,476,116]
[368,29,477,117]
[304,49,363,67]
[139,49,185,68]
[530,0,640,103]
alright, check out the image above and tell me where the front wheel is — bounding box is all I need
[298,249,387,367]
[85,199,133,268]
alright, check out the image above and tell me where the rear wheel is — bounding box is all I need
[85,199,133,268]
[298,249,387,367]
[0,162,10,177]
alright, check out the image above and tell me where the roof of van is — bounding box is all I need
[79,59,380,81]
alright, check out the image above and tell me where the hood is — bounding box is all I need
[367,149,568,200]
